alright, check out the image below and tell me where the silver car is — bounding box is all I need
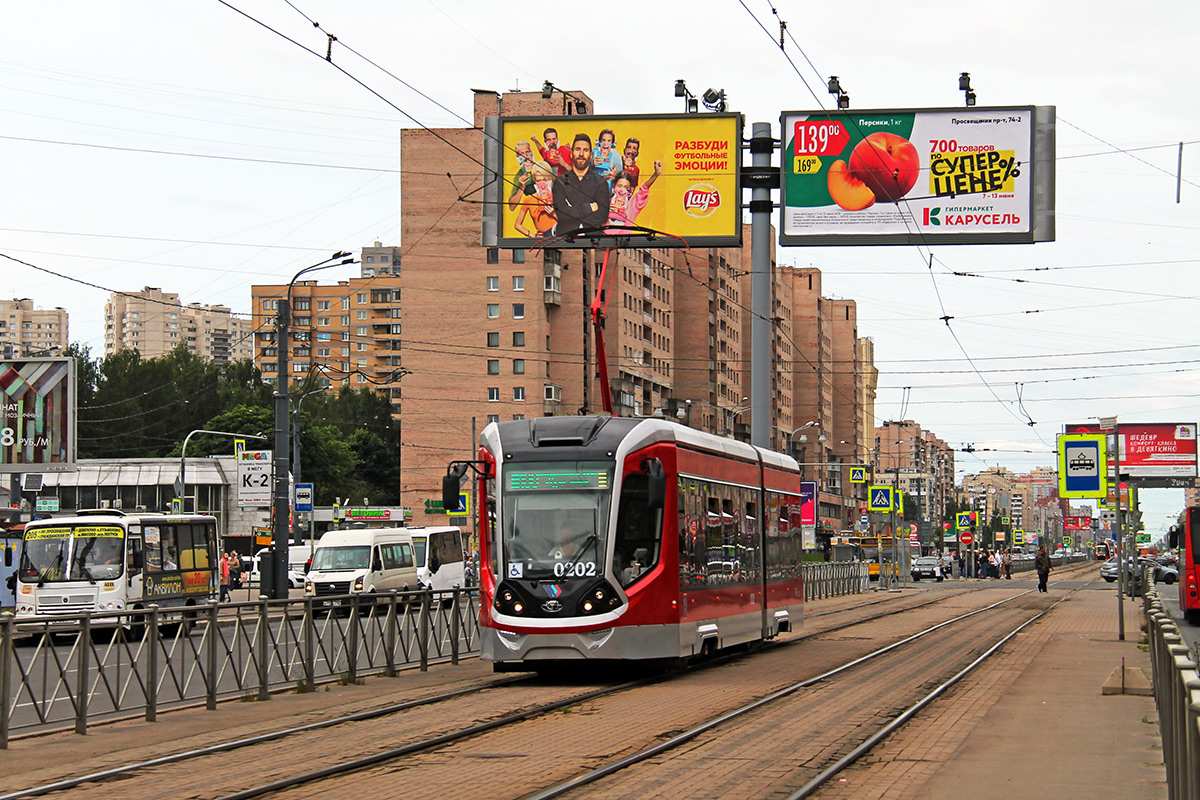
[912,556,941,580]
[1100,558,1119,583]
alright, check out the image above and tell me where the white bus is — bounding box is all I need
[15,510,218,621]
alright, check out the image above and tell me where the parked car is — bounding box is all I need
[1140,557,1178,585]
[911,555,940,581]
[1100,558,1119,582]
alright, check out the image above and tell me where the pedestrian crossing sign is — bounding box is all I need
[956,512,972,530]
[1001,516,1010,525]
[849,467,866,483]
[896,491,904,514]
[868,486,893,512]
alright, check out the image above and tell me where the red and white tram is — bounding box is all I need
[444,415,806,669]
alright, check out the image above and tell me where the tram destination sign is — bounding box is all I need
[507,470,610,491]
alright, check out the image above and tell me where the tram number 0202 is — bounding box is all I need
[554,561,597,578]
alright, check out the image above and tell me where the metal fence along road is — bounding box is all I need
[0,561,906,746]
[1144,589,1200,800]
[0,589,479,747]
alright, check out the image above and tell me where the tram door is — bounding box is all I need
[1,532,21,610]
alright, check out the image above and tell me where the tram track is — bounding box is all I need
[0,563,1096,800]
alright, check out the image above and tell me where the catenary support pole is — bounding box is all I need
[749,121,773,450]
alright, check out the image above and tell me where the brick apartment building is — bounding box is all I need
[250,243,404,398]
[105,287,250,364]
[387,88,877,530]
[875,419,956,530]
[0,298,68,357]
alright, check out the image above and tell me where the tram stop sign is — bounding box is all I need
[960,531,975,545]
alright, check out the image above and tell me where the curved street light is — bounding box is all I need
[178,429,267,513]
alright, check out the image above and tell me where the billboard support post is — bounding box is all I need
[749,121,773,450]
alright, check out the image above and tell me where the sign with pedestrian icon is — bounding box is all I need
[849,467,866,483]
[956,512,972,530]
[1057,433,1107,498]
[868,486,893,512]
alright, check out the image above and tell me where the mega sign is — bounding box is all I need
[0,358,76,473]
[484,113,742,249]
[779,106,1055,246]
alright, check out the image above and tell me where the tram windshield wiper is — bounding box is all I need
[563,533,597,576]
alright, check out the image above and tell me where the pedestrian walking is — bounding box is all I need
[1003,549,1012,580]
[229,551,242,590]
[1035,545,1051,592]
[219,552,231,602]
[957,552,965,579]
[935,553,945,583]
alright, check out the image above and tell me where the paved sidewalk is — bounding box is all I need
[819,573,1166,800]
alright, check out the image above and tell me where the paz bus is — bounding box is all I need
[443,415,806,669]
[849,535,902,581]
[14,510,218,622]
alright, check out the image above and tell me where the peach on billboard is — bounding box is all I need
[779,106,1055,246]
[493,114,742,249]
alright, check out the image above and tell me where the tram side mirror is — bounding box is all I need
[443,464,469,512]
[644,458,666,511]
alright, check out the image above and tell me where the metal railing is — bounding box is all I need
[0,588,479,747]
[1143,588,1200,800]
[803,561,870,599]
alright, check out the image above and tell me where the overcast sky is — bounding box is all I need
[3,1,1196,532]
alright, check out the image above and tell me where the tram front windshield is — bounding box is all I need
[21,525,126,583]
[501,461,614,581]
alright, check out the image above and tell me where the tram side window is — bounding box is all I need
[613,474,662,588]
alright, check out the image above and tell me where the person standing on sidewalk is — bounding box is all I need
[219,552,232,602]
[1035,545,1051,592]
[935,553,945,583]
[1003,549,1013,580]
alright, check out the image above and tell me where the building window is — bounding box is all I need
[341,297,350,310]
[316,333,331,341]
[487,414,500,424]
[487,359,500,375]
[513,359,525,374]
[513,331,525,347]
[513,387,526,401]
[317,317,330,326]
[357,342,367,352]
[487,304,500,318]
[317,300,331,311]
[488,387,500,402]
[512,250,526,264]
[487,332,500,347]
[357,293,367,304]
[512,275,525,291]
[317,348,331,357]
[486,249,499,264]
[357,327,368,336]
[487,276,499,292]
[513,303,525,319]
[294,299,310,311]
[357,310,367,320]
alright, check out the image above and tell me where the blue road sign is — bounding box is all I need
[1058,434,1106,498]
[295,483,314,513]
[849,467,866,483]
[868,486,893,512]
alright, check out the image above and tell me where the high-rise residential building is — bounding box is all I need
[249,258,403,404]
[395,88,874,531]
[0,298,68,357]
[104,287,250,363]
[877,420,956,527]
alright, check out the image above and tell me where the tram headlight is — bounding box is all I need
[576,580,620,616]
[495,586,526,615]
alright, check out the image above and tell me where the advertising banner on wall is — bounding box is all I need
[800,480,817,526]
[0,357,76,473]
[779,105,1055,246]
[1064,516,1091,530]
[236,450,273,508]
[483,113,742,249]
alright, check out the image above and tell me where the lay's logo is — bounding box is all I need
[683,184,721,218]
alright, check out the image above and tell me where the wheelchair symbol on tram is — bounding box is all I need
[508,562,524,579]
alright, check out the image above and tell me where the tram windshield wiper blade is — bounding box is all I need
[564,534,597,574]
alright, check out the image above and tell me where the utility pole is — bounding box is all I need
[269,295,291,600]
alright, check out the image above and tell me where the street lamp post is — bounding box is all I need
[178,429,267,513]
[267,253,353,599]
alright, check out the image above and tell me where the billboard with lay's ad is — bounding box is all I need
[485,114,742,249]
[779,106,1055,246]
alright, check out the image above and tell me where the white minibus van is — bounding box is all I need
[303,528,419,607]
[408,526,466,600]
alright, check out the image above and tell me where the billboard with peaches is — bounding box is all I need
[779,106,1056,246]
[482,113,742,250]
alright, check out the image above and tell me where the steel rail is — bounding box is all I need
[522,577,1086,800]
[0,674,525,800]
